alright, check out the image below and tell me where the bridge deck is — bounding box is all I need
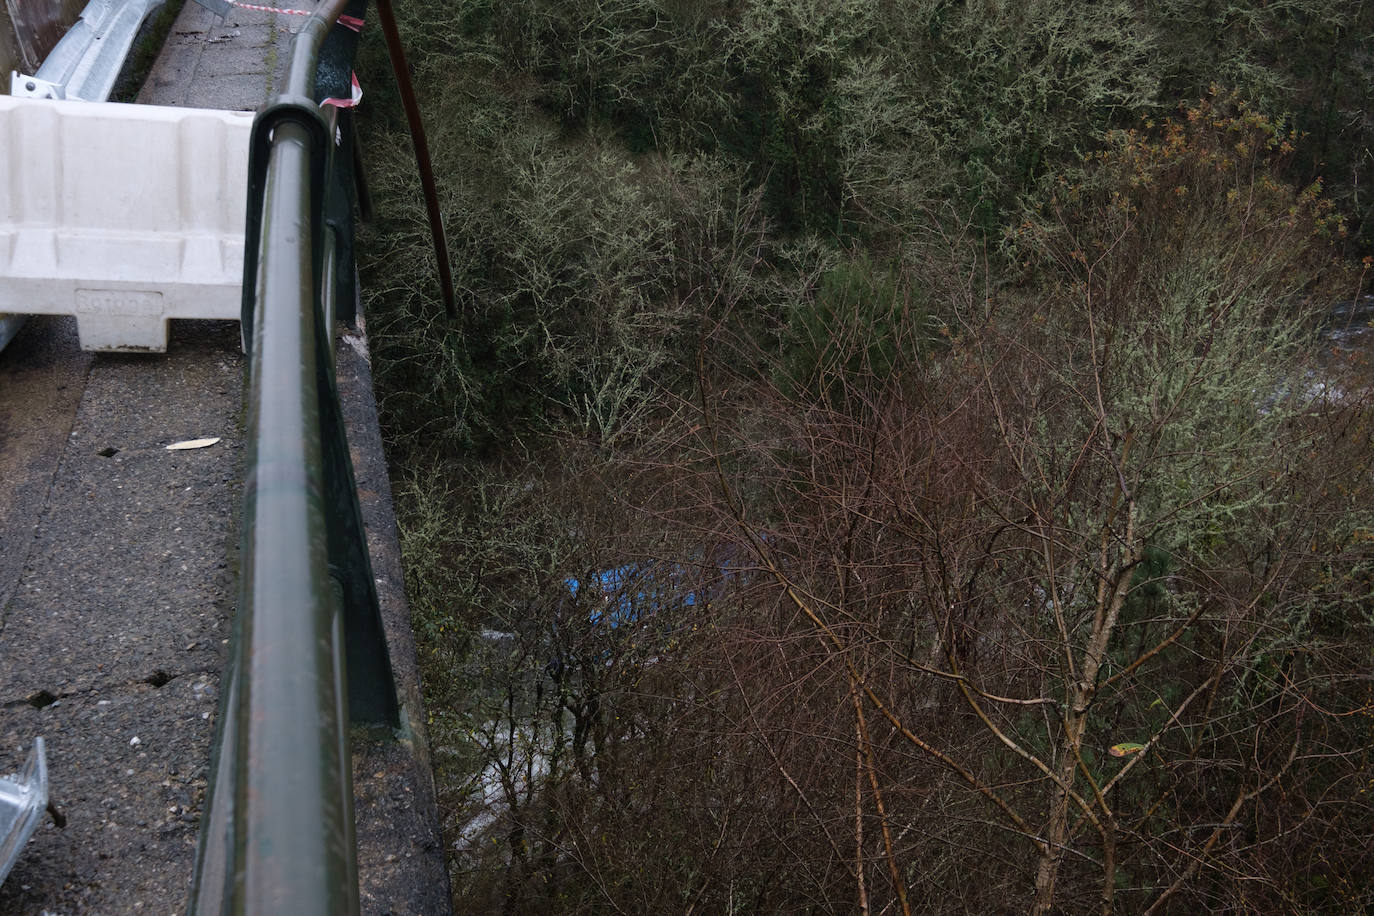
[0,3,448,912]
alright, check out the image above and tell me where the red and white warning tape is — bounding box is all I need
[224,0,365,24]
[217,1,366,106]
[226,0,312,15]
[322,71,363,109]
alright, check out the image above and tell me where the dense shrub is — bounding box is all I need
[361,95,743,454]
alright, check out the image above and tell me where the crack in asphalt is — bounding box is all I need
[0,669,223,710]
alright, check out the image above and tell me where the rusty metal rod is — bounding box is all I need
[374,0,456,320]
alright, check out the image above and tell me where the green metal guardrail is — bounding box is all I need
[188,0,425,910]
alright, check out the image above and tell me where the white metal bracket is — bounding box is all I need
[9,73,66,99]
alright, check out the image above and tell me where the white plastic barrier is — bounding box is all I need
[0,96,252,352]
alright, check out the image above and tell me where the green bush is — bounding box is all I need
[361,82,744,454]
[777,253,930,404]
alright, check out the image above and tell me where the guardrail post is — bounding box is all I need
[327,108,362,328]
[315,0,400,727]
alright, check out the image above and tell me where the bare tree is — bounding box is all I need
[681,98,1374,914]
